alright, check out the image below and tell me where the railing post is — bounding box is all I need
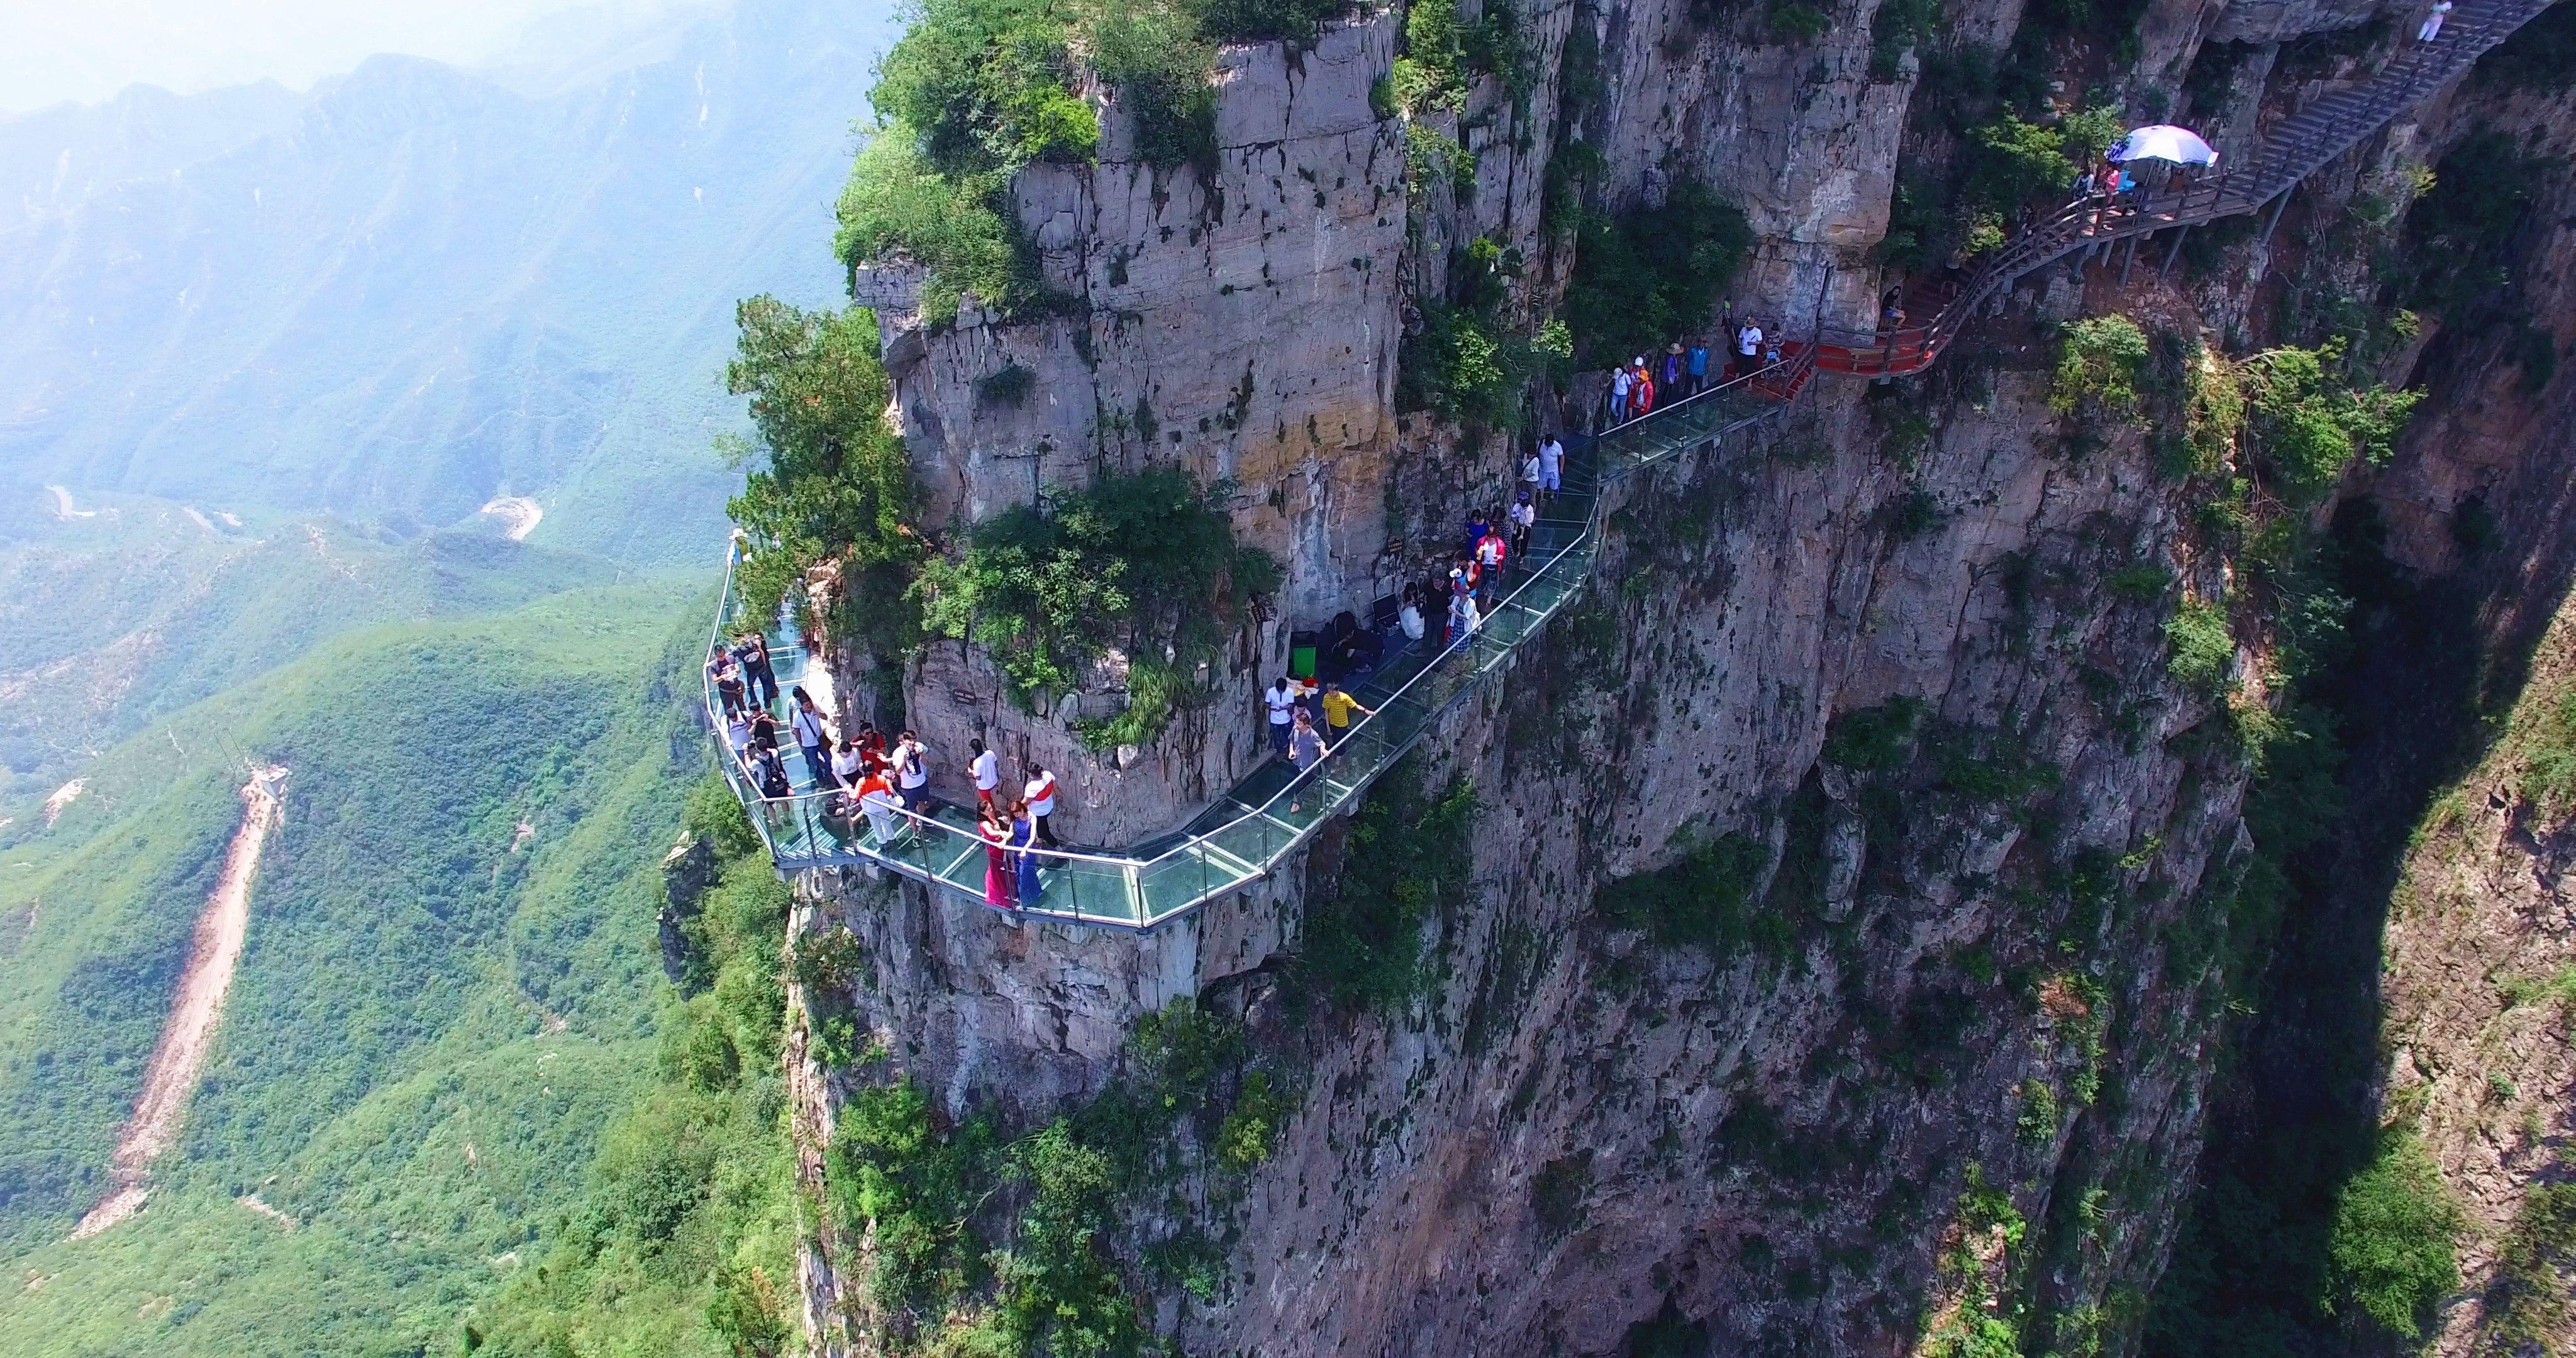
[2258,190,2292,248]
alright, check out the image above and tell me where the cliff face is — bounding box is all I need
[788,0,2576,1354]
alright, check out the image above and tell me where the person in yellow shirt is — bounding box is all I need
[1319,682,1375,746]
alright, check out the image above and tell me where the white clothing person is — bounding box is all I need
[2419,0,2451,40]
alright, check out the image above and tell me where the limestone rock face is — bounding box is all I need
[872,14,1406,621]
[793,0,2576,1351]
[858,16,1407,834]
[2206,0,2384,45]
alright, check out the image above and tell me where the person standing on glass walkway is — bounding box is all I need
[1010,799,1044,905]
[735,632,779,710]
[1285,709,1329,815]
[858,768,902,845]
[968,737,1001,810]
[892,731,930,811]
[1263,676,1298,756]
[791,688,835,790]
[1320,682,1375,747]
[1023,763,1062,847]
[979,805,1016,908]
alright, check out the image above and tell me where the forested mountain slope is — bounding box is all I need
[0,0,887,565]
[0,483,621,799]
[0,583,699,1356]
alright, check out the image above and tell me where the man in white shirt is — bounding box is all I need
[1509,493,1537,558]
[1023,763,1060,846]
[790,690,835,788]
[1263,676,1297,757]
[967,737,1001,810]
[1536,436,1563,498]
[1736,321,1763,379]
[831,739,864,790]
[894,731,930,810]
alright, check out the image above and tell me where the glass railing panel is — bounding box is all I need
[1033,857,1137,925]
[1135,849,1221,922]
[1477,603,1541,648]
[1326,724,1401,773]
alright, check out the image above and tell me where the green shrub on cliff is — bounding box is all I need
[722,296,926,648]
[1564,180,1753,366]
[834,136,1036,324]
[2324,1130,2462,1342]
[2235,340,2419,508]
[2049,316,2150,419]
[2163,599,2235,693]
[916,466,1279,720]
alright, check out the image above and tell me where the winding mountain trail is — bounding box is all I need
[70,765,288,1240]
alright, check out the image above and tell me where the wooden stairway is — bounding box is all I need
[1814,0,2559,377]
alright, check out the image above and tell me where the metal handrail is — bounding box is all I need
[704,345,1817,929]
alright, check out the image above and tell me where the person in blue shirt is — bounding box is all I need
[1685,341,1709,396]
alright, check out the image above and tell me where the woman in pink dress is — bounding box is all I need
[979,806,1017,907]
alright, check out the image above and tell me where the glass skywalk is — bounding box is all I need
[707,354,1816,929]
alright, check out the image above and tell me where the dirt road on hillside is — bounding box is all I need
[70,765,287,1240]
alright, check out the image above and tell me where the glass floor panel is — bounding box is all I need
[1027,858,1139,924]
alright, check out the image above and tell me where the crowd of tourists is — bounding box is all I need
[706,632,1067,907]
[1602,319,1779,428]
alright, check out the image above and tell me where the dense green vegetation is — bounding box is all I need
[2049,316,2151,420]
[723,297,924,660]
[0,493,623,800]
[823,999,1296,1352]
[916,466,1280,737]
[467,779,804,1358]
[0,583,701,1356]
[1294,763,1479,1015]
[1402,237,1573,429]
[2322,1132,2462,1342]
[1563,182,1754,367]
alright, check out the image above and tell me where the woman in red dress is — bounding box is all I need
[979,806,1017,907]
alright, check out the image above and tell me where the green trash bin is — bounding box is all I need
[1289,630,1319,680]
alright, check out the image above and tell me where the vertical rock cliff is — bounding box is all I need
[767,1,2576,1354]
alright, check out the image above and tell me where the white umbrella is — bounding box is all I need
[2111,124,2219,167]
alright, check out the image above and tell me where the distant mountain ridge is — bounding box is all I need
[0,0,890,566]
